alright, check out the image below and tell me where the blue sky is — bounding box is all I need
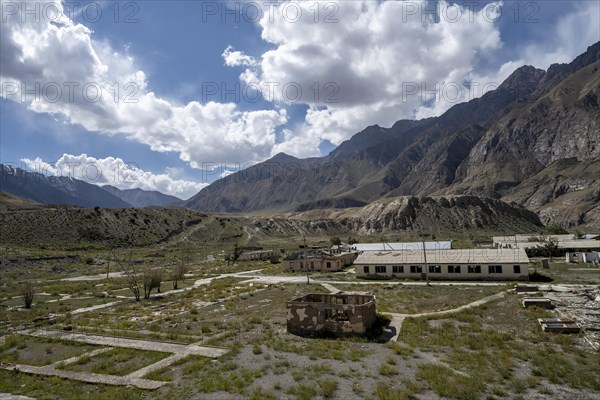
[1,0,599,199]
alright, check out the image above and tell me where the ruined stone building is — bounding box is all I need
[286,293,376,336]
[237,249,281,261]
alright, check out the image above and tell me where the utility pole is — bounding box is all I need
[106,248,110,279]
[304,235,309,285]
[422,228,431,285]
[106,247,116,279]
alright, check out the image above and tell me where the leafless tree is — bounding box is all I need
[20,281,35,309]
[172,259,188,290]
[125,252,141,301]
[143,268,164,299]
[125,268,141,301]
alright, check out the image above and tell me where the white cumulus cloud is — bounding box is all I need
[233,1,504,157]
[222,45,258,67]
[229,0,600,158]
[2,0,598,166]
[1,0,286,166]
[20,154,208,199]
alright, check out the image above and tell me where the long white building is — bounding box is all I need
[354,248,530,280]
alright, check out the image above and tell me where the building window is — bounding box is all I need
[468,265,481,273]
[375,266,386,273]
[364,266,369,274]
[489,265,503,274]
[448,265,461,273]
[392,265,404,274]
[410,265,422,273]
[513,265,521,273]
[326,262,332,269]
[325,309,349,321]
[428,265,441,273]
[300,262,303,269]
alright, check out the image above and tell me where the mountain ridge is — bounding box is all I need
[182,41,600,227]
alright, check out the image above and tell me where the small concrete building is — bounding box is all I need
[566,251,600,263]
[286,293,376,336]
[283,250,356,272]
[354,248,530,280]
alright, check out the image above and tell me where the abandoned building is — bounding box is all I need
[354,248,530,280]
[565,251,600,264]
[283,250,357,272]
[237,249,282,261]
[286,293,376,336]
[493,234,600,252]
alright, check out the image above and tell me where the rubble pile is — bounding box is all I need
[544,286,600,349]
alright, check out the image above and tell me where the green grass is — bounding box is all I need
[531,261,600,284]
[58,348,169,376]
[0,335,99,367]
[379,363,399,376]
[385,342,414,359]
[415,363,483,400]
[334,284,508,314]
[373,381,413,400]
[0,370,147,400]
[318,379,339,398]
[286,383,317,400]
[397,293,600,398]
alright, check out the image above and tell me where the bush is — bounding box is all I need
[20,281,35,309]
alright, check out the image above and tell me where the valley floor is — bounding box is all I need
[0,245,599,399]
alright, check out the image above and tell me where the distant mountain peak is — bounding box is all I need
[498,65,545,91]
[181,43,600,227]
[271,152,297,161]
[101,185,181,207]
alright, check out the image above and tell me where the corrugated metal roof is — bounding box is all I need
[354,248,529,265]
[507,240,600,250]
[352,241,451,252]
[558,240,600,249]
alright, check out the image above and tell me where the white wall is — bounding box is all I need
[355,263,528,280]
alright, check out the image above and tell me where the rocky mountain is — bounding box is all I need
[285,196,543,235]
[101,185,181,207]
[0,193,542,247]
[502,158,600,228]
[183,42,600,227]
[0,165,179,209]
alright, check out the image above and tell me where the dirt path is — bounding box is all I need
[19,329,228,357]
[125,353,188,379]
[0,345,164,390]
[62,272,128,282]
[321,283,341,293]
[2,329,230,391]
[0,393,37,399]
[1,363,165,390]
[385,290,510,341]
